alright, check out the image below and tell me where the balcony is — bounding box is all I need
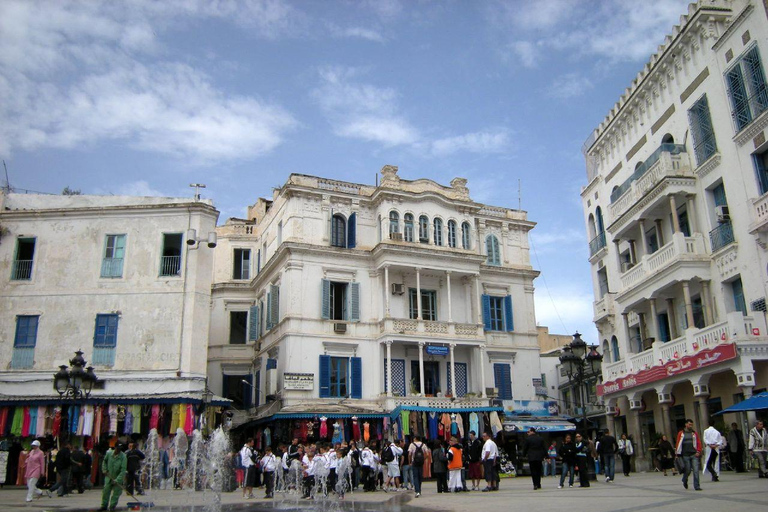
[710,222,735,252]
[589,231,607,257]
[379,318,482,339]
[593,293,616,323]
[11,260,33,280]
[608,144,692,228]
[159,256,181,277]
[381,395,490,411]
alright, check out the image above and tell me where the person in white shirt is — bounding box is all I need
[326,444,339,493]
[360,444,378,492]
[239,439,256,499]
[749,420,768,478]
[301,448,316,499]
[703,419,724,481]
[383,441,403,491]
[481,432,499,491]
[259,446,277,498]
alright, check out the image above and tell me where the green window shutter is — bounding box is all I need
[265,293,272,330]
[321,279,331,319]
[248,305,259,341]
[270,284,280,327]
[349,282,360,322]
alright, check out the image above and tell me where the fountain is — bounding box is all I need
[141,428,161,493]
[169,427,188,491]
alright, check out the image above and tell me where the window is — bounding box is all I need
[419,215,429,242]
[597,268,609,299]
[446,362,468,397]
[159,233,183,277]
[482,294,514,332]
[409,288,437,321]
[732,277,747,316]
[389,211,400,235]
[611,336,620,362]
[688,95,718,165]
[433,218,443,246]
[265,284,280,330]
[447,220,457,248]
[11,238,35,280]
[486,235,501,265]
[404,214,415,242]
[223,374,251,408]
[677,206,691,237]
[710,183,735,251]
[229,311,248,344]
[233,249,251,280]
[411,361,440,395]
[754,149,768,195]
[331,214,348,248]
[461,222,471,249]
[493,363,512,400]
[658,312,671,342]
[726,46,768,132]
[101,235,126,278]
[321,279,360,321]
[93,314,118,366]
[646,226,659,254]
[319,355,362,398]
[11,315,38,369]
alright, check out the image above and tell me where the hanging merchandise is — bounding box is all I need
[264,427,272,447]
[133,405,142,434]
[409,411,418,437]
[450,413,458,436]
[108,405,118,434]
[400,410,410,436]
[82,405,94,437]
[93,406,102,442]
[456,413,465,439]
[441,413,451,441]
[363,421,370,443]
[184,405,195,435]
[469,412,479,435]
[392,417,400,441]
[482,412,491,435]
[123,407,134,434]
[428,412,439,440]
[21,407,30,437]
[28,406,37,437]
[150,405,160,430]
[319,417,328,438]
[0,407,8,434]
[351,417,361,442]
[77,406,85,436]
[51,407,62,437]
[11,406,24,436]
[332,421,343,444]
[489,411,502,436]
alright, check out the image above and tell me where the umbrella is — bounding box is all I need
[714,392,768,415]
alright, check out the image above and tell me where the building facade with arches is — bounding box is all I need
[581,0,768,470]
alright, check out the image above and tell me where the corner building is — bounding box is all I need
[209,166,541,438]
[582,0,768,470]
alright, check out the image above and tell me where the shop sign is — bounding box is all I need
[597,343,737,396]
[425,345,449,356]
[283,372,314,390]
[503,400,559,417]
[532,378,547,396]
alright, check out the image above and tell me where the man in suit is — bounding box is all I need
[522,427,547,490]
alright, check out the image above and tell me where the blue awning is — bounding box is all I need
[715,392,768,415]
[389,405,503,419]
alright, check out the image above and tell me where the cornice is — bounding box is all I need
[0,201,219,221]
[734,108,768,147]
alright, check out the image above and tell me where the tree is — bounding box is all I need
[62,186,82,195]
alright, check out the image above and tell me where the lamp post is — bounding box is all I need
[53,350,98,400]
[559,332,603,480]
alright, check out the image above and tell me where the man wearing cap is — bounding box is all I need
[100,444,127,512]
[25,440,47,501]
[522,427,546,490]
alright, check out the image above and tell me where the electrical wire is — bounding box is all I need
[529,232,570,334]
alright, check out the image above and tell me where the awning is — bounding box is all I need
[390,405,503,419]
[503,419,576,433]
[715,392,768,415]
[0,393,232,407]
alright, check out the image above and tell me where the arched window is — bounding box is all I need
[595,206,605,234]
[602,340,610,364]
[404,213,414,242]
[331,214,346,248]
[461,222,471,249]
[611,336,620,363]
[662,133,674,144]
[486,235,500,265]
[419,215,429,243]
[588,213,597,240]
[389,211,399,235]
[447,220,457,248]
[433,218,443,246]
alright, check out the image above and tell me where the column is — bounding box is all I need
[449,344,456,396]
[614,239,623,271]
[701,280,714,325]
[479,345,487,398]
[638,313,647,348]
[418,342,425,395]
[682,280,695,329]
[629,408,646,461]
[622,313,632,351]
[415,267,422,320]
[384,265,391,318]
[386,341,393,398]
[446,271,453,323]
[669,195,681,234]
[655,219,664,246]
[659,402,673,438]
[475,274,483,325]
[666,298,678,339]
[697,395,710,433]
[741,386,758,428]
[686,195,698,234]
[464,277,473,324]
[629,240,637,264]
[648,299,659,341]
[638,219,648,256]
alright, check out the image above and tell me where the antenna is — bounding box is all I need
[189,183,206,201]
[2,160,10,193]
[518,179,521,210]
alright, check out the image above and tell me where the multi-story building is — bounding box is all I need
[208,165,542,430]
[581,0,768,469]
[0,192,221,424]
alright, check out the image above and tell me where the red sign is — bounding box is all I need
[598,343,738,396]
[753,328,760,336]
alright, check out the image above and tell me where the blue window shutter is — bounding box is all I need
[14,316,39,348]
[504,295,514,332]
[348,213,356,249]
[255,370,261,407]
[321,279,331,319]
[349,282,360,322]
[249,305,259,341]
[266,358,277,370]
[270,284,279,327]
[350,357,362,399]
[265,293,272,330]
[494,363,512,400]
[482,294,492,330]
[319,355,331,398]
[242,374,253,408]
[257,249,261,274]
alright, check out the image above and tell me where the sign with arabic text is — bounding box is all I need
[597,343,737,396]
[425,345,449,356]
[283,373,314,390]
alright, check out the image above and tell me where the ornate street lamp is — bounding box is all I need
[560,332,603,480]
[53,351,98,400]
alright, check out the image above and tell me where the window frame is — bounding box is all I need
[408,288,437,321]
[331,214,347,248]
[14,315,39,348]
[447,220,457,248]
[486,234,501,265]
[688,94,718,165]
[404,213,415,242]
[101,234,126,278]
[461,222,471,249]
[433,218,443,246]
[389,211,400,235]
[93,314,119,348]
[233,248,251,280]
[418,215,429,243]
[229,310,248,344]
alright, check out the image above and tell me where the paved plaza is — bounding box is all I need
[2,471,765,512]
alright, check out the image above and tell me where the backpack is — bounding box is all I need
[412,443,425,466]
[382,446,395,463]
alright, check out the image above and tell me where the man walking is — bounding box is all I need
[467,431,483,490]
[408,436,428,497]
[522,427,546,490]
[71,445,88,494]
[675,419,702,491]
[125,442,146,495]
[25,440,46,502]
[383,440,402,492]
[749,420,767,478]
[260,445,277,498]
[598,429,617,482]
[727,422,745,473]
[100,444,127,511]
[480,431,498,492]
[240,438,256,499]
[702,419,722,482]
[50,442,72,497]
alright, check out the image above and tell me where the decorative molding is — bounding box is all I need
[694,153,722,180]
[714,243,738,279]
[735,108,768,147]
[712,4,754,51]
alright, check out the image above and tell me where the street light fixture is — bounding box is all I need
[53,351,98,400]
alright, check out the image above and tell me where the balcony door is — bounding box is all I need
[411,361,440,395]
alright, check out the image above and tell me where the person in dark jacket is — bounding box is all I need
[574,434,592,487]
[50,443,72,497]
[431,440,448,493]
[522,428,547,490]
[125,443,146,495]
[70,446,87,494]
[558,434,577,488]
[467,431,483,490]
[598,429,618,482]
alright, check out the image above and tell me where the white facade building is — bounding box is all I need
[581,0,768,469]
[0,192,219,405]
[208,166,541,424]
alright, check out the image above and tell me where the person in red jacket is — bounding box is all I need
[675,419,702,491]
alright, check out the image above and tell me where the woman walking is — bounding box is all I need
[658,435,676,476]
[557,434,576,488]
[618,433,634,476]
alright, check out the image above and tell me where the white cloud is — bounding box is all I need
[335,26,386,43]
[431,129,511,156]
[0,0,298,161]
[509,41,538,68]
[547,73,594,99]
[534,288,597,340]
[116,181,166,197]
[531,229,585,248]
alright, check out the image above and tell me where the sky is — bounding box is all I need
[0,0,693,342]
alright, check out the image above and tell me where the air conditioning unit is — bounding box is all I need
[390,232,403,241]
[485,387,499,397]
[716,205,730,222]
[620,261,635,273]
[391,283,405,295]
[333,323,347,333]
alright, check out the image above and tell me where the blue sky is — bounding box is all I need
[0,0,691,341]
